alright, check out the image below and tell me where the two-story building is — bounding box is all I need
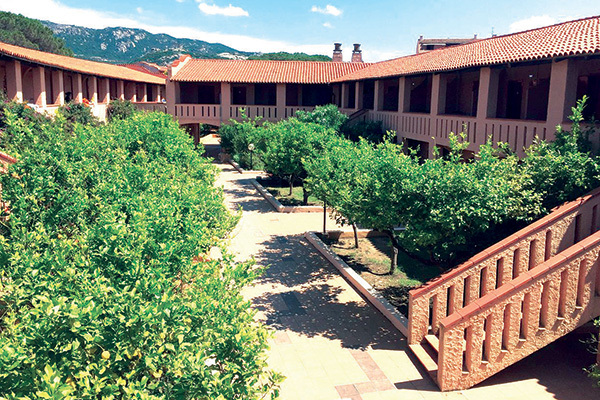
[168,16,600,158]
[0,41,166,121]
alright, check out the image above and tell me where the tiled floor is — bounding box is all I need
[204,136,600,400]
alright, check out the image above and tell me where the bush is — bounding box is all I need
[295,104,348,132]
[218,113,266,170]
[261,118,336,204]
[523,96,600,212]
[0,111,280,398]
[57,101,99,128]
[341,120,385,143]
[107,99,137,122]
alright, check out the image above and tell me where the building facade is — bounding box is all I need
[167,16,600,158]
[0,42,166,121]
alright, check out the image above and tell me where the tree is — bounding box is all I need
[295,104,348,132]
[522,96,600,212]
[0,11,73,56]
[306,132,541,272]
[261,118,335,204]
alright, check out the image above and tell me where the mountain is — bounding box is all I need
[42,21,254,65]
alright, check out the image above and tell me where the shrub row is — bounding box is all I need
[0,104,280,399]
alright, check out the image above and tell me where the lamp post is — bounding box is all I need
[248,143,255,171]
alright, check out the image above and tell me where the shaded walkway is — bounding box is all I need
[205,135,600,400]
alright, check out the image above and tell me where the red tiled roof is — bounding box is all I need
[121,63,167,79]
[0,42,165,85]
[335,16,600,82]
[171,59,372,84]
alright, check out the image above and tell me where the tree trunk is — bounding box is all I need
[352,223,359,248]
[302,187,310,205]
[384,229,399,275]
[288,177,294,196]
[323,200,327,234]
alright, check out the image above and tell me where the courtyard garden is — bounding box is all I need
[0,100,281,399]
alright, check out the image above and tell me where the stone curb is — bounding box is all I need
[228,160,264,175]
[250,178,325,214]
[304,231,409,337]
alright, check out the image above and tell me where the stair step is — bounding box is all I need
[409,343,438,382]
[424,334,440,353]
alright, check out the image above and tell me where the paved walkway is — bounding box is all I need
[204,137,600,400]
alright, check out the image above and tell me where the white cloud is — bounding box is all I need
[0,0,335,54]
[322,22,333,29]
[196,1,249,17]
[311,5,342,17]
[136,7,143,14]
[175,0,185,2]
[508,15,559,33]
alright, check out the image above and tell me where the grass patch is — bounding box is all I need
[318,234,441,315]
[256,176,321,206]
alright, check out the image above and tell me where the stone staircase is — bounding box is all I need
[408,187,600,391]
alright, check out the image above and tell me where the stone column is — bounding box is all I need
[156,85,162,102]
[74,74,83,103]
[276,83,286,118]
[6,60,23,102]
[546,59,578,128]
[51,70,65,105]
[398,77,408,113]
[100,78,110,104]
[117,80,125,100]
[220,82,232,123]
[32,66,46,107]
[477,67,499,120]
[355,81,364,109]
[90,76,98,104]
[341,83,348,110]
[430,73,442,116]
[374,80,383,111]
[140,83,147,103]
[166,80,176,116]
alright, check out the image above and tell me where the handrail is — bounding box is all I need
[408,186,600,344]
[436,229,600,391]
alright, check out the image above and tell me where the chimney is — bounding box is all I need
[351,43,363,63]
[332,43,343,62]
[473,34,478,39]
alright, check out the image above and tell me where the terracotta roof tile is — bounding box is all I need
[0,42,165,85]
[335,16,600,82]
[121,63,167,79]
[171,59,372,84]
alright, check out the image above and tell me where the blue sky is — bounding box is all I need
[2,0,599,61]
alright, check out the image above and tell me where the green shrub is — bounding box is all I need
[107,99,137,122]
[57,101,99,128]
[523,96,600,212]
[218,113,266,170]
[0,111,280,398]
[295,104,348,132]
[341,120,385,143]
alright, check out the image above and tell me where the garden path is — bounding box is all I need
[203,135,600,400]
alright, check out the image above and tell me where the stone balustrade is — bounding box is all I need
[408,187,600,345]
[436,229,600,390]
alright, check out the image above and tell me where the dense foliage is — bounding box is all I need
[522,97,600,212]
[295,104,348,132]
[107,99,137,122]
[0,11,73,56]
[219,113,266,170]
[306,100,598,269]
[341,120,385,143]
[0,107,280,398]
[57,101,99,130]
[248,52,331,62]
[260,118,335,202]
